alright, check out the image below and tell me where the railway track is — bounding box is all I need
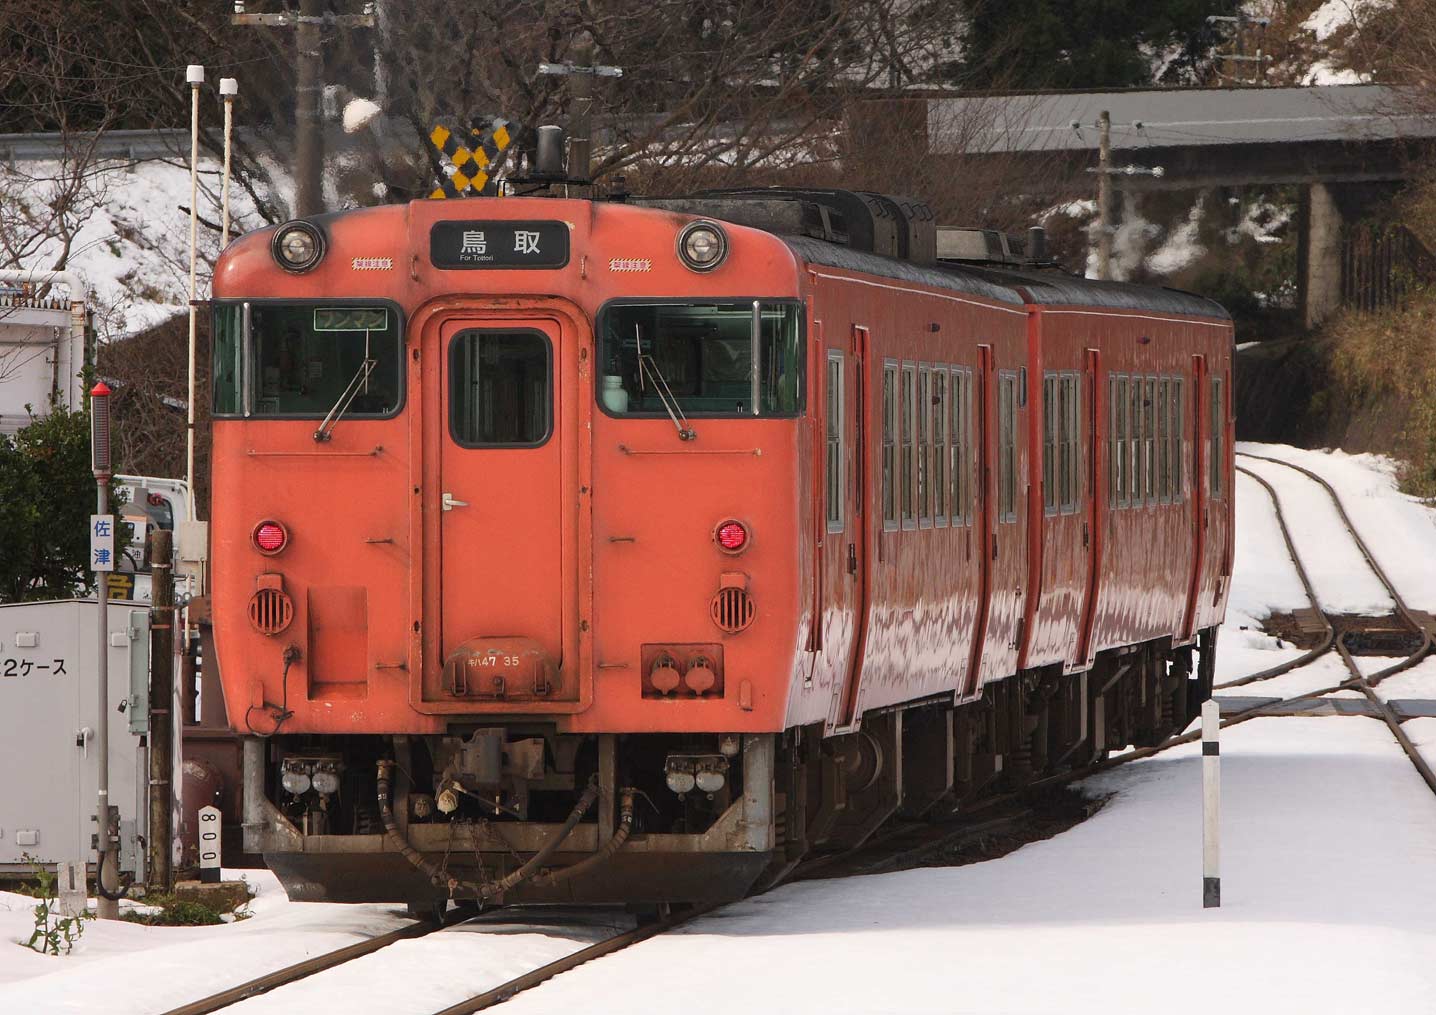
[1229,452,1436,792]
[161,451,1436,1015]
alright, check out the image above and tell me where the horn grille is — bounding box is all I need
[710,587,755,634]
[248,587,294,636]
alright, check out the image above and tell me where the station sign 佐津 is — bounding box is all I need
[430,220,569,269]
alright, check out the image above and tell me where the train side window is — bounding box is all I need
[998,371,1017,523]
[1210,375,1224,499]
[1060,373,1080,513]
[951,368,969,526]
[1127,377,1139,506]
[1172,377,1184,501]
[932,369,947,526]
[882,362,897,530]
[1158,378,1170,502]
[918,367,932,527]
[1042,373,1057,516]
[901,364,917,530]
[1144,377,1157,504]
[449,329,551,446]
[826,351,844,532]
[1113,375,1128,508]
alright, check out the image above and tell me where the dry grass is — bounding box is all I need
[1324,294,1436,498]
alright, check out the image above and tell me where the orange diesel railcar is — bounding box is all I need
[209,188,1232,909]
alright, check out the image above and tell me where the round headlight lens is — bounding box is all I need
[271,221,324,272]
[665,769,696,795]
[310,769,341,795]
[694,768,726,794]
[281,769,311,795]
[677,221,727,272]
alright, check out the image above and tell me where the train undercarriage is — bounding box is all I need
[245,629,1217,910]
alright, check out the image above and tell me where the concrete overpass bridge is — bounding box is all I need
[925,85,1436,326]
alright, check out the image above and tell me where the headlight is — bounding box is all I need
[280,768,311,794]
[694,768,726,794]
[271,220,325,273]
[665,769,696,795]
[310,767,341,795]
[677,220,727,272]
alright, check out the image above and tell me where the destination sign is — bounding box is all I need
[430,220,570,269]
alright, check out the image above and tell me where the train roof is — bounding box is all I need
[952,263,1232,320]
[783,233,1230,320]
[781,234,1027,307]
[646,187,1230,322]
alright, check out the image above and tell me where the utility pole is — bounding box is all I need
[232,1,376,217]
[1207,13,1270,85]
[1097,110,1112,282]
[147,529,175,894]
[90,382,119,920]
[537,47,623,190]
[1085,112,1164,282]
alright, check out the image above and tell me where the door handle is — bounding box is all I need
[846,543,857,575]
[76,727,93,758]
[442,493,469,512]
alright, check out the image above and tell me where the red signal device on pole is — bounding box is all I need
[90,381,112,479]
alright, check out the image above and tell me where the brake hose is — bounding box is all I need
[377,757,613,900]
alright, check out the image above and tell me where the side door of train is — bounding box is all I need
[823,325,871,732]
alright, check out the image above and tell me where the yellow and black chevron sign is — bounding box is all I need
[427,118,513,198]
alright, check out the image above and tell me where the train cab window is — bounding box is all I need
[212,302,402,417]
[901,364,917,529]
[1210,375,1224,498]
[932,370,947,526]
[597,301,803,417]
[1112,375,1128,508]
[1042,374,1058,515]
[450,330,551,446]
[882,362,898,530]
[998,371,1017,523]
[918,367,932,527]
[950,368,971,526]
[826,352,844,532]
[1172,378,1185,501]
[1059,373,1079,513]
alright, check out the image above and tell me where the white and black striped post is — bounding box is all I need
[1202,698,1221,908]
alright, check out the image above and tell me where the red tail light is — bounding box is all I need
[253,520,288,554]
[715,520,749,553]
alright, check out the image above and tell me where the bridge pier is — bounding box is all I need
[1297,182,1345,330]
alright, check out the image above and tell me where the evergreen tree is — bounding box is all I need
[959,0,1244,90]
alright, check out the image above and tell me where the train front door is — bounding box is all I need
[435,317,574,704]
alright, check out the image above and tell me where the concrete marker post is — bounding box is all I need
[1202,697,1221,908]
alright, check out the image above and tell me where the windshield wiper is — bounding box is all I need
[313,358,377,442]
[633,323,696,441]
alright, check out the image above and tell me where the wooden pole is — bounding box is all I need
[148,529,175,892]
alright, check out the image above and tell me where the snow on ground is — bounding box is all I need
[1372,657,1436,701]
[5,444,1436,1013]
[1,157,267,341]
[1233,447,1394,615]
[501,718,1436,1015]
[1213,468,1309,684]
[1237,443,1436,613]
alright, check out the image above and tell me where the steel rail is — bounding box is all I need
[1235,452,1436,794]
[427,903,722,1014]
[1217,464,1336,687]
[157,917,439,1015]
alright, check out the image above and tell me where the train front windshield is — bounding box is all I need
[597,301,803,417]
[212,303,402,417]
